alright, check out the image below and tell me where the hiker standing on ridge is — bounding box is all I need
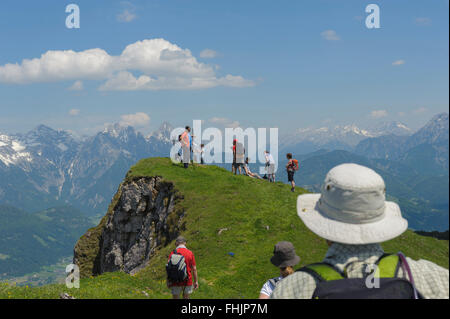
[286,153,299,192]
[271,163,449,299]
[235,140,245,175]
[264,150,276,182]
[200,144,205,164]
[231,139,237,174]
[166,236,198,299]
[259,241,300,299]
[180,126,191,169]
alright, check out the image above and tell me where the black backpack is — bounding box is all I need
[297,252,422,299]
[166,249,188,283]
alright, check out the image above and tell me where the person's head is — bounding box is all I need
[279,266,295,277]
[286,153,292,159]
[201,144,204,148]
[264,150,270,155]
[175,236,187,247]
[233,139,237,145]
[297,163,408,245]
[185,126,191,132]
[270,241,300,278]
[245,157,249,164]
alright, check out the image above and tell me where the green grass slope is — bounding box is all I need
[1,158,448,299]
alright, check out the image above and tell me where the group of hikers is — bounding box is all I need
[176,126,300,192]
[177,126,205,168]
[165,162,449,299]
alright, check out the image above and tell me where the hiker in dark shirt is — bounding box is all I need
[286,153,298,192]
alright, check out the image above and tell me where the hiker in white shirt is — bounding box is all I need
[264,150,276,182]
[259,241,300,299]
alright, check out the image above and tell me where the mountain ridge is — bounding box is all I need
[1,157,447,299]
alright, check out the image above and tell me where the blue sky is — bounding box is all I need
[0,0,448,136]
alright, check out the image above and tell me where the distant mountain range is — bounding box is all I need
[355,113,449,175]
[281,120,414,154]
[0,122,173,215]
[276,113,449,231]
[0,113,448,225]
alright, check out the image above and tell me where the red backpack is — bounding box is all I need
[291,159,299,171]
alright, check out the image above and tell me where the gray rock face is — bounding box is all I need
[98,177,184,275]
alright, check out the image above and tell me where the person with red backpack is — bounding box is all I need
[286,153,299,192]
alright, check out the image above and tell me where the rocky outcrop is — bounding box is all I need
[73,176,185,278]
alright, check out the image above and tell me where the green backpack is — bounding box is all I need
[297,252,422,299]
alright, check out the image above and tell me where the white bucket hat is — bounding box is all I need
[297,163,408,245]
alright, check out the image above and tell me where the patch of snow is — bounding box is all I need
[11,141,26,152]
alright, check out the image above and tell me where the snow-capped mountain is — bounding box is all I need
[369,121,413,137]
[355,113,449,174]
[0,123,173,215]
[0,133,33,169]
[281,120,412,154]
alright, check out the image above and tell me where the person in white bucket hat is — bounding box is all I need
[271,163,449,299]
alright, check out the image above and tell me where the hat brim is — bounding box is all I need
[297,194,408,245]
[270,254,301,268]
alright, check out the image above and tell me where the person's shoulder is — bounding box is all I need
[179,247,195,257]
[271,270,317,299]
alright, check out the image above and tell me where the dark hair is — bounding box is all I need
[201,144,204,147]
[185,126,190,130]
[286,153,292,159]
[245,157,249,163]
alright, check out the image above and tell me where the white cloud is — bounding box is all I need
[370,110,388,119]
[321,30,340,41]
[415,17,431,26]
[69,109,80,116]
[117,9,136,22]
[0,48,113,84]
[0,38,254,91]
[208,117,240,128]
[392,60,405,66]
[117,2,137,23]
[413,107,428,115]
[68,80,83,91]
[200,49,218,59]
[120,112,150,127]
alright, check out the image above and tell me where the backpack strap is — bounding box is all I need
[268,277,281,288]
[297,263,346,282]
[375,253,401,278]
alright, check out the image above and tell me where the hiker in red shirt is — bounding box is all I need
[166,236,198,299]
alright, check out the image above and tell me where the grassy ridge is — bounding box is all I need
[1,158,448,299]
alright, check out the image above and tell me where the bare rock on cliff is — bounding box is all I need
[73,176,185,277]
